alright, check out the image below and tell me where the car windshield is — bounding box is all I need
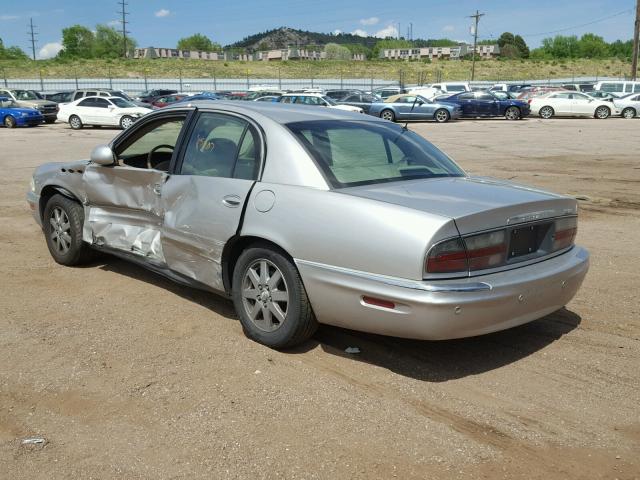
[110,98,135,108]
[320,96,337,106]
[287,120,465,188]
[11,90,40,100]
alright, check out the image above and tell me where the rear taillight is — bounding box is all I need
[426,238,467,274]
[527,99,532,104]
[553,216,577,251]
[464,230,507,271]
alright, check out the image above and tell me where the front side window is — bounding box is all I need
[180,113,260,179]
[116,116,185,170]
[287,120,465,188]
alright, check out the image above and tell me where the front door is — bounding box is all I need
[160,111,262,291]
[82,113,188,263]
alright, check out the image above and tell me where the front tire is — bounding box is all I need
[380,109,396,122]
[120,115,134,129]
[595,106,610,119]
[232,245,317,349]
[43,194,93,266]
[505,106,521,120]
[4,115,17,128]
[539,106,554,119]
[69,115,83,129]
[434,108,450,123]
[622,107,636,119]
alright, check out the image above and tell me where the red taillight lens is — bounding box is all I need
[527,99,532,104]
[553,217,577,251]
[464,230,507,271]
[426,238,468,274]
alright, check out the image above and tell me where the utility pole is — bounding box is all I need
[27,18,37,60]
[398,23,401,40]
[410,22,413,41]
[117,0,130,58]
[468,10,485,81]
[632,0,640,80]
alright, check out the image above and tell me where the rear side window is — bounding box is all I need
[78,98,96,107]
[287,120,465,188]
[180,112,260,179]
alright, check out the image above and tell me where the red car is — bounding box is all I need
[151,94,188,108]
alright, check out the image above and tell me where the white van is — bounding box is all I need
[593,81,640,97]
[430,82,471,93]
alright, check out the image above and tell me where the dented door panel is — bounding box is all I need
[82,164,167,262]
[160,175,254,291]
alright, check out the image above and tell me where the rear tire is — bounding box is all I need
[434,108,450,123]
[539,106,554,119]
[69,115,83,129]
[232,245,317,349]
[595,106,610,119]
[505,106,521,120]
[380,109,396,122]
[43,194,94,266]
[622,107,636,119]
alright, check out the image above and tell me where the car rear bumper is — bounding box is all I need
[296,246,589,340]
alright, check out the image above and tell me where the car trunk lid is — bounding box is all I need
[340,176,577,235]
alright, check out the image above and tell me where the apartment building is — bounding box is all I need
[133,47,365,62]
[379,44,500,60]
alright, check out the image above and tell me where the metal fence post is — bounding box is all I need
[2,68,7,87]
[370,75,373,91]
[340,70,343,89]
[144,69,148,91]
[74,70,79,89]
[108,68,113,89]
[213,68,217,91]
[246,69,250,89]
[179,69,183,91]
[39,69,44,92]
[278,68,281,89]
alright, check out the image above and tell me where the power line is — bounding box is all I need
[519,9,633,38]
[117,0,130,58]
[27,17,38,61]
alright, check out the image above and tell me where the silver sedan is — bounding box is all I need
[27,101,589,348]
[613,93,640,118]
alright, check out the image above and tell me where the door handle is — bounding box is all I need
[222,195,241,208]
[153,183,162,195]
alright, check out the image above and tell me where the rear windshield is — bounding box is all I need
[286,120,465,188]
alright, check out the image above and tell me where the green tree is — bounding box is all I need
[539,35,580,58]
[0,38,29,59]
[324,43,352,60]
[609,39,633,59]
[514,35,529,58]
[177,34,221,51]
[577,33,609,58]
[497,32,515,49]
[60,25,95,58]
[93,24,136,58]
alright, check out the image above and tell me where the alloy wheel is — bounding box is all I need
[49,207,72,255]
[241,259,289,332]
[435,109,449,123]
[69,116,82,129]
[381,110,395,122]
[539,106,553,119]
[622,108,635,119]
[505,106,520,120]
[120,116,134,129]
[595,106,610,119]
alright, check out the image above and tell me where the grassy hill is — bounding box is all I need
[0,57,632,82]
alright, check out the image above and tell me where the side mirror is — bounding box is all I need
[90,145,116,166]
[108,105,115,110]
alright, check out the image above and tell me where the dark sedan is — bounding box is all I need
[44,91,74,103]
[440,91,530,120]
[336,92,383,113]
[137,89,178,104]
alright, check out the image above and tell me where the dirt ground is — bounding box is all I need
[1,117,638,480]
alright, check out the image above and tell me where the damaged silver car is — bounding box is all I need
[27,101,589,348]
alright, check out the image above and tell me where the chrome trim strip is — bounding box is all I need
[295,259,492,293]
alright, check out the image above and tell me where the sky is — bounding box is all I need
[0,0,636,59]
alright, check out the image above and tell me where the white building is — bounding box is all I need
[379,44,500,61]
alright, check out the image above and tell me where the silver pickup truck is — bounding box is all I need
[0,89,58,123]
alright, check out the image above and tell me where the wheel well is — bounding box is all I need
[39,185,81,221]
[221,235,293,293]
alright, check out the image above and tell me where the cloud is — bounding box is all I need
[351,29,368,37]
[155,8,170,17]
[442,25,455,33]
[375,24,398,38]
[332,29,342,35]
[359,17,379,26]
[38,42,63,59]
[0,14,20,20]
[107,20,120,27]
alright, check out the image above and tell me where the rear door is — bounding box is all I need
[549,92,572,115]
[82,111,190,262]
[160,111,263,291]
[456,92,476,116]
[75,98,99,123]
[475,92,497,116]
[570,93,594,115]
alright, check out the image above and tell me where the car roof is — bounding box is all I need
[165,99,388,124]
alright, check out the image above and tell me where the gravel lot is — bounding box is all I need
[1,118,639,479]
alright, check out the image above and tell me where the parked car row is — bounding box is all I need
[4,80,640,129]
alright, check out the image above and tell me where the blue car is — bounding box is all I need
[173,92,221,104]
[0,96,44,128]
[438,91,530,120]
[368,94,462,123]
